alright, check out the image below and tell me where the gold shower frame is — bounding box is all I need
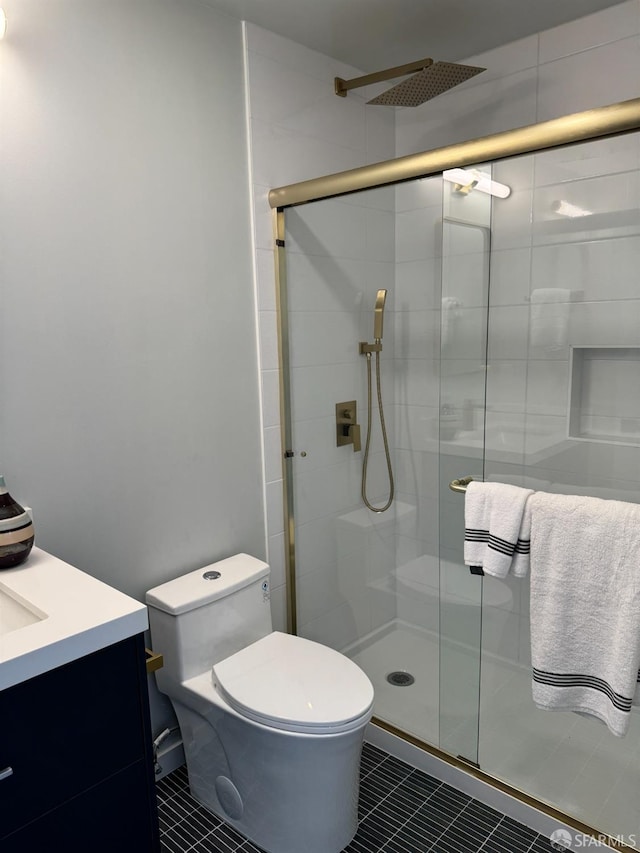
[269,96,640,852]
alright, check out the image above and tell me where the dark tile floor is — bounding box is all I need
[156,742,558,853]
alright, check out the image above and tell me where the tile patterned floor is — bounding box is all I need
[347,621,640,843]
[157,742,560,852]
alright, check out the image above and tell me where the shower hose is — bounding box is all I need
[361,349,395,513]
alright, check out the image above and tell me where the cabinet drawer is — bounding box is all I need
[0,637,147,838]
[2,759,159,852]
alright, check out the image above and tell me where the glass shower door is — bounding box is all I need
[278,126,640,848]
[477,135,640,845]
[282,176,448,747]
[437,177,492,766]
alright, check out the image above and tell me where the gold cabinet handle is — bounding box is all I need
[145,648,164,674]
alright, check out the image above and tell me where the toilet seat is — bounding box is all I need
[212,631,374,735]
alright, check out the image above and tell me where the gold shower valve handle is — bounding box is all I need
[350,423,362,453]
[336,400,361,452]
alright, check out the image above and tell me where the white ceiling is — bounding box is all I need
[202,0,624,71]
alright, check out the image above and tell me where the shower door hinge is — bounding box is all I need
[275,238,285,247]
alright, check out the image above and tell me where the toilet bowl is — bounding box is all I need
[146,554,374,853]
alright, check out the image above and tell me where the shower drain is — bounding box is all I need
[386,671,415,687]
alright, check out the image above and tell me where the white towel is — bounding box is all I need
[530,288,570,350]
[529,491,640,737]
[511,495,532,578]
[464,481,533,578]
[486,473,552,491]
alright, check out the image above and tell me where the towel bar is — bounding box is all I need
[449,476,475,493]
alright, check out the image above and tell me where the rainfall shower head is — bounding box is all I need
[368,61,484,107]
[335,59,487,107]
[335,57,485,107]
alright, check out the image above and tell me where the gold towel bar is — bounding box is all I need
[449,476,475,493]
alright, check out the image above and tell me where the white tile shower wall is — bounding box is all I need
[396,1,640,158]
[244,21,396,638]
[538,0,640,61]
[393,0,640,667]
[246,2,640,644]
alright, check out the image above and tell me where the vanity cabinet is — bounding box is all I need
[0,634,160,851]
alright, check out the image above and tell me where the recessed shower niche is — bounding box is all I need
[569,347,640,445]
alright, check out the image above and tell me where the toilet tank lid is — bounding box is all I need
[145,553,269,615]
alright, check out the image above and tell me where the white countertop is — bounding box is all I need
[0,548,148,691]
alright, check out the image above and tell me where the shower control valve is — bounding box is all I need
[336,401,362,452]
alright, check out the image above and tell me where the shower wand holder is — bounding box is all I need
[359,341,382,354]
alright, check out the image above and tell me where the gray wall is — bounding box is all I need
[0,0,266,604]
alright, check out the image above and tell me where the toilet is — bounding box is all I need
[146,553,374,853]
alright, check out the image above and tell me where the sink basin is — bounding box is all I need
[0,582,47,637]
[0,548,148,692]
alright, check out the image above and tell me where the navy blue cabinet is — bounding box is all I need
[0,635,160,851]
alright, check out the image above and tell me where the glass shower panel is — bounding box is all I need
[438,173,492,764]
[478,135,640,845]
[391,175,445,746]
[283,176,445,746]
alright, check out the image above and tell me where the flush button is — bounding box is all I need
[203,570,221,580]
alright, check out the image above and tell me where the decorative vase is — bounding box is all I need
[0,475,35,569]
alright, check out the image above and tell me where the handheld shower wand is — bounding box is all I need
[360,290,394,513]
[373,288,387,342]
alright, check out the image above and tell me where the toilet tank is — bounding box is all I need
[146,554,272,690]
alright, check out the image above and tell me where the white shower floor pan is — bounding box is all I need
[345,620,440,746]
[344,618,640,847]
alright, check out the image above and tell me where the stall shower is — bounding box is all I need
[276,123,640,846]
